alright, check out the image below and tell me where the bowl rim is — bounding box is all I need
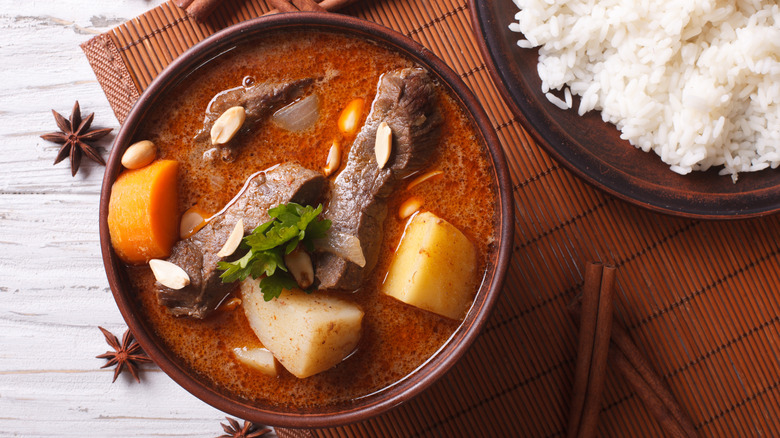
[100,12,514,428]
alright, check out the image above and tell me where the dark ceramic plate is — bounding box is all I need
[470,0,780,219]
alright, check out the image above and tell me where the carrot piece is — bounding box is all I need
[108,159,180,264]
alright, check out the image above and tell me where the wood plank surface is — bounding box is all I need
[0,1,236,436]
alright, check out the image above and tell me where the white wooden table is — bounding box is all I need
[0,1,261,436]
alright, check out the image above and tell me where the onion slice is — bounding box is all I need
[272,94,319,131]
[315,231,366,267]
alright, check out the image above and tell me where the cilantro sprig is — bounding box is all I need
[217,203,330,301]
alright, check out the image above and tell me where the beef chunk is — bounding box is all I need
[157,162,326,318]
[197,78,314,162]
[316,68,443,290]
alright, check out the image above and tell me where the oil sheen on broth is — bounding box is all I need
[127,30,498,409]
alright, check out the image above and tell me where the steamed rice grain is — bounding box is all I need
[510,0,780,181]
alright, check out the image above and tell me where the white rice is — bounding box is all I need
[546,91,571,109]
[510,0,780,181]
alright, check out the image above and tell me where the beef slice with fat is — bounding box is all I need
[197,78,315,162]
[157,162,326,318]
[316,68,443,290]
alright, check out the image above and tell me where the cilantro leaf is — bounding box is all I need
[248,249,285,278]
[217,250,254,283]
[296,204,322,229]
[244,223,298,251]
[252,220,274,236]
[285,237,300,255]
[217,202,330,300]
[306,217,331,240]
[259,272,299,301]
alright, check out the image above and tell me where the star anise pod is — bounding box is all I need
[41,101,112,176]
[96,326,152,383]
[217,417,271,438]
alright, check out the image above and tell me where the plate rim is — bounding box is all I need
[469,0,780,219]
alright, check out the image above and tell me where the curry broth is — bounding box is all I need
[127,30,498,408]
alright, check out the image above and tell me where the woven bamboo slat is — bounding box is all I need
[80,0,780,436]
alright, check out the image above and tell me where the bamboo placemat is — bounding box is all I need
[82,0,780,436]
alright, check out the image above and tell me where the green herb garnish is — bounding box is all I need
[217,203,330,301]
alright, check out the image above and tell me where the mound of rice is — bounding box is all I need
[510,0,780,181]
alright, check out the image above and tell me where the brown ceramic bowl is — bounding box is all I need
[99,13,512,428]
[471,0,780,219]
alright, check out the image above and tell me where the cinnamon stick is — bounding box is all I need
[569,296,698,438]
[174,0,361,22]
[292,0,327,12]
[610,349,691,438]
[268,0,301,13]
[566,263,602,437]
[609,316,699,437]
[567,263,614,438]
[264,0,360,15]
[578,265,614,438]
[185,0,224,22]
[172,0,194,8]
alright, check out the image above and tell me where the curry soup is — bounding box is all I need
[125,30,498,409]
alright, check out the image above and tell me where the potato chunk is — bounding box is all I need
[382,211,478,320]
[240,282,364,378]
[232,347,280,377]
